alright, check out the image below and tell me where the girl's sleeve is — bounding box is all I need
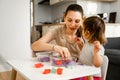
[100,45,105,55]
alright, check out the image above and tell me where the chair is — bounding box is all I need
[101,55,109,80]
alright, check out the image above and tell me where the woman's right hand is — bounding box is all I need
[75,37,84,50]
[53,45,71,59]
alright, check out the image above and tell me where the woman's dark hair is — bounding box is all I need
[64,4,84,38]
[76,26,82,37]
[64,4,84,17]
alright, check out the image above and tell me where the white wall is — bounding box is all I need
[34,0,52,25]
[110,0,120,23]
[77,1,110,17]
[0,0,31,61]
[106,23,120,38]
[51,1,76,21]
[34,0,120,24]
[77,0,120,23]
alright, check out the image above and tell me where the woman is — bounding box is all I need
[32,4,84,59]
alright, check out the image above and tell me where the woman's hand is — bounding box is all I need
[94,41,101,54]
[76,37,84,50]
[53,45,71,59]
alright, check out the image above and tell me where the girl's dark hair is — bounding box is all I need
[83,16,107,44]
[64,4,84,17]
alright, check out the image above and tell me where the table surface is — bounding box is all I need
[7,58,100,80]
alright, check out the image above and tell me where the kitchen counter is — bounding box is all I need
[35,23,120,27]
[33,23,120,42]
[106,23,120,26]
[105,23,120,37]
[35,22,65,27]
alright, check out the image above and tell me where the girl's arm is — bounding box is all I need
[93,41,103,67]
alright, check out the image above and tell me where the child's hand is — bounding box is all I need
[94,41,101,54]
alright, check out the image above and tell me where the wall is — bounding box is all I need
[51,1,76,22]
[0,0,31,62]
[110,0,120,23]
[77,1,110,16]
[106,23,120,38]
[34,1,76,24]
[34,0,52,25]
[77,0,120,23]
[34,0,120,24]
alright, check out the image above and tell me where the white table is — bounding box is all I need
[7,58,100,80]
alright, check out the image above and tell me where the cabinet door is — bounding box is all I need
[50,0,76,5]
[85,0,116,2]
[50,0,60,5]
[100,0,116,1]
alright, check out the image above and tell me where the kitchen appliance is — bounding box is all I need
[109,12,117,23]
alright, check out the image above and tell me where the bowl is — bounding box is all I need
[51,52,76,67]
[36,51,52,62]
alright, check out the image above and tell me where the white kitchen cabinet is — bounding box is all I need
[100,0,116,1]
[84,0,116,2]
[50,0,76,5]
[50,0,59,5]
[50,0,116,5]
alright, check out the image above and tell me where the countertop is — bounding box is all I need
[35,23,120,27]
[35,22,65,27]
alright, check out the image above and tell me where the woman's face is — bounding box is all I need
[64,11,83,33]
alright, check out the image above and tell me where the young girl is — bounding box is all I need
[76,16,107,80]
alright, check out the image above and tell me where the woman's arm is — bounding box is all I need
[31,31,71,58]
[93,41,103,67]
[31,31,55,51]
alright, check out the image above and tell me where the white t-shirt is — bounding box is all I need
[79,40,105,77]
[79,40,104,66]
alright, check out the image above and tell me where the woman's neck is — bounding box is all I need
[65,28,77,35]
[65,29,77,43]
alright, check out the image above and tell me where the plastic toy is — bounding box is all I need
[42,69,51,74]
[34,63,44,68]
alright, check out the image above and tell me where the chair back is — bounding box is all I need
[101,55,109,80]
